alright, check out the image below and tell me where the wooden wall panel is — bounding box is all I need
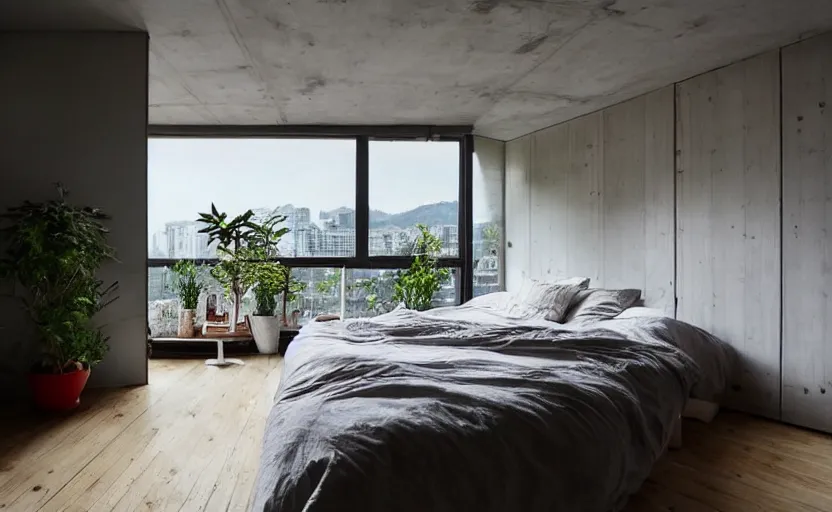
[676,51,781,418]
[603,86,675,314]
[505,137,531,291]
[782,33,832,431]
[565,113,604,283]
[527,114,604,284]
[503,88,674,309]
[529,123,569,281]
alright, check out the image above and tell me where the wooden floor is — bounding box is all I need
[1,357,831,511]
[627,412,832,512]
[0,357,283,512]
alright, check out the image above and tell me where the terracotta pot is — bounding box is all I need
[28,368,91,411]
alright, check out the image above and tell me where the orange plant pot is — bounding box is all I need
[28,368,91,412]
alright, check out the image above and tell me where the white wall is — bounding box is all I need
[0,32,149,392]
[503,34,832,427]
[504,87,675,315]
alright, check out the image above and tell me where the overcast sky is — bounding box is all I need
[148,137,502,241]
[148,138,463,236]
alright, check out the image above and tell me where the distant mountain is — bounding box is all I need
[318,202,459,229]
[370,209,391,223]
[370,201,458,229]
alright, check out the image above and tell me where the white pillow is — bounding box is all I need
[464,291,512,308]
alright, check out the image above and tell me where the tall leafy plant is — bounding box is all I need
[0,184,118,373]
[246,213,291,318]
[170,260,205,310]
[252,274,279,316]
[393,224,449,311]
[197,204,259,331]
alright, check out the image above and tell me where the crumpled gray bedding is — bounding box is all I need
[252,305,733,512]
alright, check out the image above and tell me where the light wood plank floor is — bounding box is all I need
[1,357,831,511]
[0,357,283,512]
[627,411,832,512]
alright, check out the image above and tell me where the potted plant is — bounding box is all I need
[197,205,259,332]
[0,184,118,411]
[393,224,450,311]
[170,260,205,337]
[247,261,286,353]
[243,212,291,352]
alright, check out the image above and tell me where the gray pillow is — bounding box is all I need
[514,278,590,322]
[561,288,642,323]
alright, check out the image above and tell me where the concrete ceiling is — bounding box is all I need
[3,0,832,140]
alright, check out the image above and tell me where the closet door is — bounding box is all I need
[782,33,832,432]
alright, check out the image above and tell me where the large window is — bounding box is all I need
[147,132,473,336]
[369,141,459,256]
[148,138,356,258]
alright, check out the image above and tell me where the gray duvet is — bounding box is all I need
[252,304,733,512]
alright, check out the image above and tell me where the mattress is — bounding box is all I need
[253,304,733,512]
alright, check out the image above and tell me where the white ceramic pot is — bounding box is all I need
[178,309,195,338]
[248,315,281,354]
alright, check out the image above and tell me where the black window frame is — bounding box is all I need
[146,125,475,304]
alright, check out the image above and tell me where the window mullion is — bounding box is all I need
[356,136,369,264]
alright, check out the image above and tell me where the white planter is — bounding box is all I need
[178,309,195,338]
[248,315,281,354]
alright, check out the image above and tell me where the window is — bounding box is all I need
[472,138,505,297]
[343,268,459,319]
[148,138,356,258]
[147,131,473,337]
[281,267,343,326]
[369,141,459,257]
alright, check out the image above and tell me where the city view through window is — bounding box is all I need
[147,138,500,336]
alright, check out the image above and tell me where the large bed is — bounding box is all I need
[252,282,734,512]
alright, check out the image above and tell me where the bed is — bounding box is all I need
[252,281,734,512]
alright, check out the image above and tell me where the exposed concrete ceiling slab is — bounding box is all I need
[2,0,832,139]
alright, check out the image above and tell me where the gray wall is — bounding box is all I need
[505,86,675,315]
[473,136,506,293]
[0,32,149,392]
[676,52,781,418]
[782,32,832,432]
[504,32,832,428]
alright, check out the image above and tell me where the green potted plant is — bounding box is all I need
[0,184,118,411]
[244,212,291,352]
[393,224,450,311]
[197,204,259,332]
[247,261,286,353]
[170,260,205,337]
